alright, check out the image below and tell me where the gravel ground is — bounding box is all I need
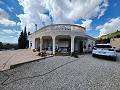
[0,53,120,90]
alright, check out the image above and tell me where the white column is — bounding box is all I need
[29,40,31,48]
[71,36,75,53]
[40,37,43,52]
[83,41,86,52]
[35,39,37,49]
[53,37,55,54]
[32,39,35,49]
[32,33,36,49]
[86,40,88,52]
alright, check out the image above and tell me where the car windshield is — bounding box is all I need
[95,45,112,48]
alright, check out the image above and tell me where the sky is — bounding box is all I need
[0,0,120,43]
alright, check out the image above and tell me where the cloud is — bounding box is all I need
[2,29,15,34]
[0,18,16,26]
[0,29,20,43]
[0,8,16,26]
[0,8,9,18]
[0,36,18,43]
[10,36,13,37]
[0,31,4,34]
[97,0,108,19]
[97,9,106,19]
[7,7,14,12]
[113,3,117,7]
[17,0,51,32]
[17,0,108,32]
[1,29,20,35]
[96,17,120,37]
[80,19,92,31]
[13,30,21,36]
[0,1,4,5]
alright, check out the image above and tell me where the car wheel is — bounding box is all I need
[111,57,116,61]
[113,57,116,61]
[92,54,95,57]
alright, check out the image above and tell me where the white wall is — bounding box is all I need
[28,34,36,50]
[110,38,120,50]
[58,41,68,47]
[74,40,79,51]
[31,39,35,49]
[43,39,52,49]
[87,39,95,52]
[28,27,95,52]
[83,40,87,52]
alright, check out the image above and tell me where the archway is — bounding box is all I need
[55,35,71,53]
[35,38,40,50]
[42,36,53,51]
[74,36,87,53]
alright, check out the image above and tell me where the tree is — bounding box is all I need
[0,42,3,49]
[96,38,110,44]
[23,26,27,48]
[28,31,30,35]
[3,43,12,49]
[18,26,29,49]
[18,30,24,49]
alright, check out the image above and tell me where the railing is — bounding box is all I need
[35,24,86,34]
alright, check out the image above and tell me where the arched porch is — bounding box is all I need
[74,36,88,53]
[55,35,71,54]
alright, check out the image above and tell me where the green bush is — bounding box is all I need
[116,48,120,52]
[117,48,120,52]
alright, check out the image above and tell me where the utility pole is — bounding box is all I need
[35,24,37,31]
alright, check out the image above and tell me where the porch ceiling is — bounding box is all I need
[75,36,87,39]
[42,36,52,39]
[56,35,71,39]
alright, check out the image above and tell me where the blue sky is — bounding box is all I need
[0,0,120,43]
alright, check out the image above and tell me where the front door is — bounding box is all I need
[80,41,83,52]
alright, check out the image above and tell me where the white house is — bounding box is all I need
[110,38,120,50]
[28,24,95,54]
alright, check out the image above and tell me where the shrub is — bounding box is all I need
[71,52,78,58]
[33,49,36,52]
[117,48,120,52]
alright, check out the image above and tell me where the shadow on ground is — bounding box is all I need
[93,53,120,62]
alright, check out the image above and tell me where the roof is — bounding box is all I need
[96,44,111,45]
[85,35,96,40]
[40,24,86,30]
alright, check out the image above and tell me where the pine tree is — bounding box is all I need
[23,26,27,48]
[0,42,3,49]
[18,26,29,49]
[18,30,24,49]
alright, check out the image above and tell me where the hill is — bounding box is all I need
[99,30,120,39]
[96,30,120,44]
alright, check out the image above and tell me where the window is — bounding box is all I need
[95,45,112,48]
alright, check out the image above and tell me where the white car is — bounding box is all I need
[92,44,117,60]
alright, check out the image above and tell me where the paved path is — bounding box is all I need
[0,53,120,90]
[0,49,43,71]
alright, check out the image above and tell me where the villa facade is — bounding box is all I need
[28,24,95,54]
[110,38,120,50]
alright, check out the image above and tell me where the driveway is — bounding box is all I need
[0,49,48,71]
[0,53,120,90]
